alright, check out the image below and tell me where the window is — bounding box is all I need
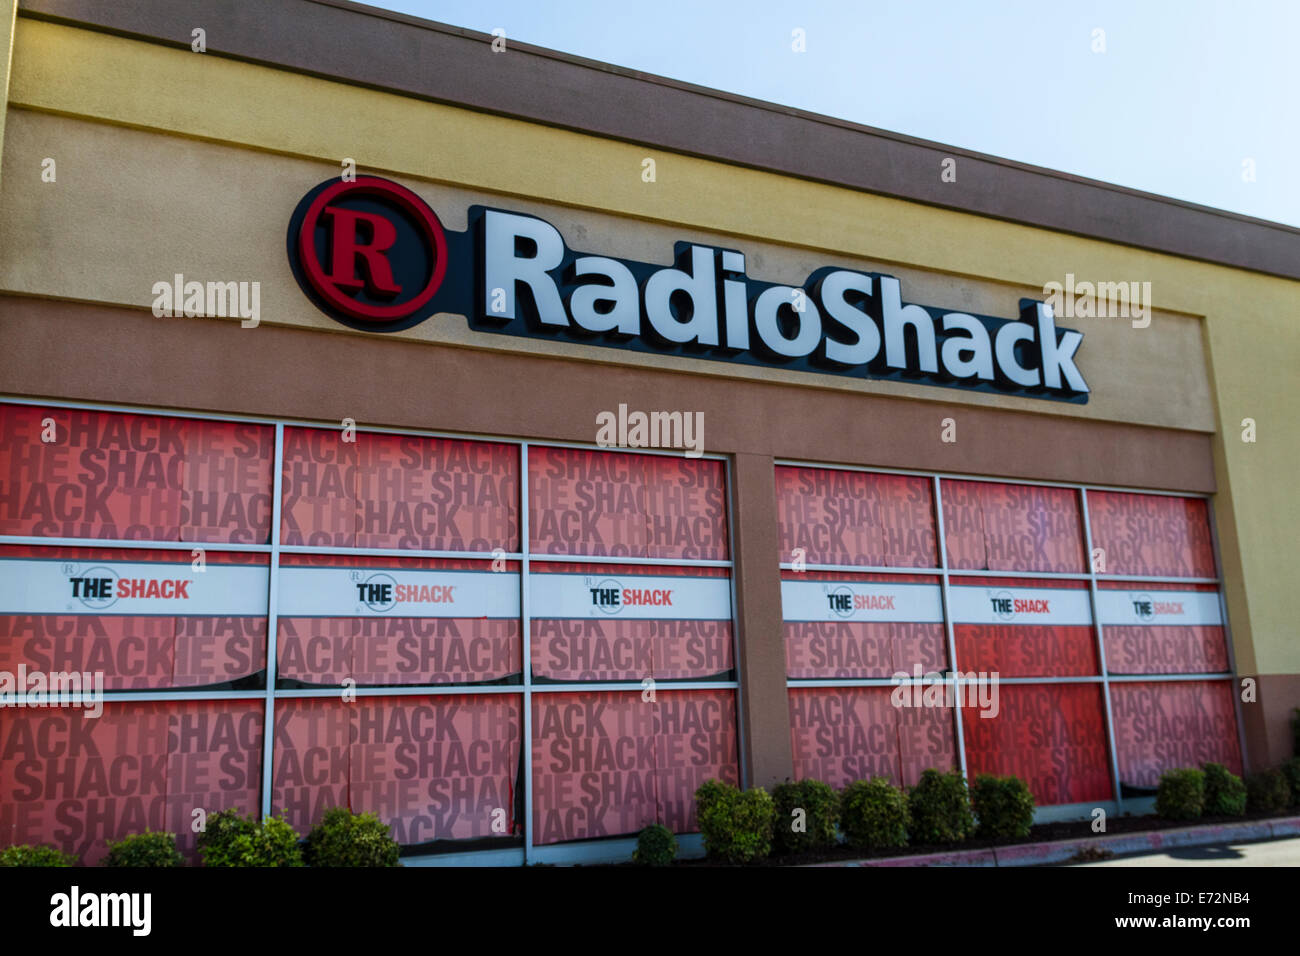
[525,447,738,846]
[777,463,1239,809]
[0,401,740,862]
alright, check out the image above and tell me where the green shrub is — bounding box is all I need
[197,809,303,867]
[303,808,400,867]
[1292,707,1300,758]
[0,844,77,867]
[196,808,251,858]
[840,778,910,851]
[632,824,677,866]
[103,830,183,867]
[693,779,774,864]
[694,778,732,818]
[1155,768,1205,820]
[971,775,1036,839]
[770,779,839,854]
[1245,769,1289,814]
[1201,763,1247,817]
[1280,758,1300,808]
[235,814,303,867]
[907,770,975,844]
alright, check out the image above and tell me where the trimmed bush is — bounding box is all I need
[234,814,303,867]
[1155,768,1205,820]
[197,809,303,867]
[103,830,183,867]
[693,779,774,864]
[1245,769,1289,814]
[1201,763,1247,817]
[770,779,839,854]
[1280,758,1300,808]
[196,808,250,857]
[0,844,76,867]
[632,824,677,866]
[907,769,974,844]
[694,779,733,820]
[840,778,910,851]
[303,808,400,867]
[971,775,1036,839]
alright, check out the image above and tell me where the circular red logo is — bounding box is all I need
[295,176,447,324]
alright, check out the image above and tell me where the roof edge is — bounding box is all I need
[18,0,1300,281]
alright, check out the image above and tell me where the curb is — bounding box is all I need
[809,815,1300,867]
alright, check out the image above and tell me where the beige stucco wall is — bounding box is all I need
[0,108,1213,433]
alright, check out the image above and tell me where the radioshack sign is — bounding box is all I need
[288,177,1089,402]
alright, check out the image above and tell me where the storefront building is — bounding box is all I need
[0,0,1297,865]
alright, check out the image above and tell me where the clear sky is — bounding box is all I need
[363,0,1299,229]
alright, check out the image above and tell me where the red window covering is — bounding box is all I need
[1099,581,1227,675]
[272,694,522,845]
[0,546,268,689]
[1087,491,1216,578]
[962,683,1112,805]
[275,555,521,686]
[950,576,1097,678]
[782,571,946,679]
[531,690,739,843]
[529,562,732,683]
[775,466,937,567]
[942,480,1085,573]
[279,427,519,552]
[0,403,273,543]
[955,623,1098,678]
[788,686,956,791]
[1109,681,1241,789]
[528,447,728,560]
[0,700,263,864]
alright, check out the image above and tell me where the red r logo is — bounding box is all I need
[319,206,402,295]
[296,176,447,323]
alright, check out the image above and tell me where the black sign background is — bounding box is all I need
[288,178,1089,403]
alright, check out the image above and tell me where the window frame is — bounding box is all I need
[0,395,741,865]
[774,457,1243,817]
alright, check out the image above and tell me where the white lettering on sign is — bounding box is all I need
[479,209,1089,399]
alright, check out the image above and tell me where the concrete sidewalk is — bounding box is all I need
[809,815,1300,867]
